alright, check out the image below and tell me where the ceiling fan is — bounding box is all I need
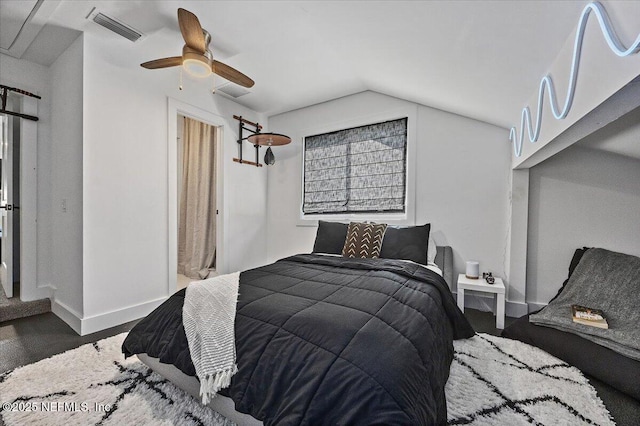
[140,8,254,88]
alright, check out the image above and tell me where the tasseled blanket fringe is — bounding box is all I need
[199,364,239,405]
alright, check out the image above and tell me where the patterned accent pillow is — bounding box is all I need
[342,222,388,259]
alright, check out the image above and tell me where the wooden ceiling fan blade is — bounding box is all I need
[141,56,183,69]
[178,8,206,53]
[213,60,255,88]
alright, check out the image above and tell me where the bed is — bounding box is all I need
[123,222,473,425]
[502,247,640,425]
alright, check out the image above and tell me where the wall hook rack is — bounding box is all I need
[233,115,263,167]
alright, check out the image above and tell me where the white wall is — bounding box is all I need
[415,104,511,289]
[50,35,84,323]
[0,53,52,301]
[527,146,640,307]
[79,32,268,334]
[2,33,270,335]
[266,91,511,302]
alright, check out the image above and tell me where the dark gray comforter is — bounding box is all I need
[123,254,474,425]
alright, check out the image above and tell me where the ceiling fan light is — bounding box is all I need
[183,54,212,78]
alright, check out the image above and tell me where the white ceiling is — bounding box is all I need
[2,0,638,138]
[0,0,76,60]
[0,0,38,50]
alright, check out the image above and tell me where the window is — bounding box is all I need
[303,118,408,215]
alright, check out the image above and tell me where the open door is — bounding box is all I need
[0,114,13,297]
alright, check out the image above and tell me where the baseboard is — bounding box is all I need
[79,297,167,336]
[506,300,529,318]
[526,301,547,313]
[51,299,82,334]
[51,296,167,336]
[20,283,54,302]
[454,292,529,318]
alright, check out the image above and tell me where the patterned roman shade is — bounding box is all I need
[342,222,387,259]
[303,118,408,214]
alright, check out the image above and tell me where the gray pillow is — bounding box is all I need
[380,224,431,265]
[312,221,348,254]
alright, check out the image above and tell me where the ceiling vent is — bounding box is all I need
[216,83,251,99]
[87,8,143,42]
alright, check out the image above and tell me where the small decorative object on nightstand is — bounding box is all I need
[457,273,506,329]
[465,261,479,279]
[483,272,495,284]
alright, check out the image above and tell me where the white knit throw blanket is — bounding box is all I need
[183,271,240,405]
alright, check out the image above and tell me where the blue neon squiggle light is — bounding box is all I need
[510,1,640,158]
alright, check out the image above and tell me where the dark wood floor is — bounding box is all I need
[0,312,139,373]
[461,307,516,336]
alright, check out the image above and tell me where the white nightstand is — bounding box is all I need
[457,273,506,329]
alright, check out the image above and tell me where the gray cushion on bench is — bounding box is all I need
[530,248,640,361]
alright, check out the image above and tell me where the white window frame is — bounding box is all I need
[298,107,417,227]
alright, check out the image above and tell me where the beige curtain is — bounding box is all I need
[178,117,217,279]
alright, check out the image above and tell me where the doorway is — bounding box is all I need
[167,99,225,294]
[0,92,39,307]
[0,111,20,299]
[176,114,220,289]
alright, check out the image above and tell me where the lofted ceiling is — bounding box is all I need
[577,105,640,160]
[1,0,639,140]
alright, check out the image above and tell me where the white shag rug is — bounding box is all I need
[0,334,233,426]
[447,333,613,426]
[0,333,613,426]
